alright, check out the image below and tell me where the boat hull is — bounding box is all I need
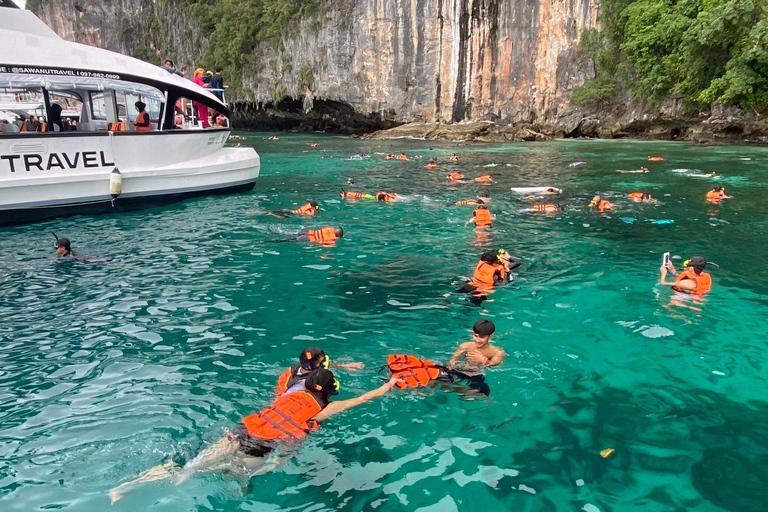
[0,130,260,226]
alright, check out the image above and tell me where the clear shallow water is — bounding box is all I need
[1,135,767,511]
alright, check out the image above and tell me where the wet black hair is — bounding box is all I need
[480,251,498,263]
[309,201,319,208]
[473,319,496,336]
[713,186,723,192]
[480,192,490,197]
[476,199,485,205]
[135,101,146,111]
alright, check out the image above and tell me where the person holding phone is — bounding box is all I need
[659,255,718,296]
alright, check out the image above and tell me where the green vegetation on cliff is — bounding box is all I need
[183,0,323,98]
[574,0,768,111]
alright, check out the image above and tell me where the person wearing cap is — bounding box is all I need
[54,236,78,260]
[446,319,506,396]
[660,256,715,295]
[276,346,364,397]
[109,368,400,503]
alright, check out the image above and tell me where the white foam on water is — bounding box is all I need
[640,325,675,338]
[583,504,601,512]
[712,371,726,376]
[576,479,585,487]
[387,299,411,306]
[303,264,331,270]
[518,484,537,494]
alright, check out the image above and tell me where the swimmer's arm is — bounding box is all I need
[659,265,693,289]
[487,349,506,367]
[331,361,365,370]
[312,378,397,422]
[448,343,470,366]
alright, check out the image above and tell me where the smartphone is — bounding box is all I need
[662,252,670,267]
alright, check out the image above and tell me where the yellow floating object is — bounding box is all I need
[600,448,615,459]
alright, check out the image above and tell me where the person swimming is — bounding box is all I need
[109,369,400,503]
[518,203,561,213]
[340,189,375,200]
[475,175,493,183]
[446,319,506,396]
[376,192,397,202]
[425,160,438,169]
[466,204,493,227]
[628,193,653,202]
[589,195,614,211]
[659,255,718,296]
[277,346,364,397]
[449,154,459,163]
[456,250,508,304]
[447,171,465,181]
[269,202,320,217]
[288,226,344,244]
[53,233,107,263]
[449,198,484,206]
[706,186,732,202]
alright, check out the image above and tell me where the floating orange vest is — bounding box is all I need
[533,204,558,212]
[135,111,152,131]
[473,208,493,226]
[108,121,126,132]
[242,390,324,441]
[292,203,317,216]
[471,260,500,288]
[308,227,338,243]
[673,270,712,295]
[385,355,445,389]
[475,175,493,182]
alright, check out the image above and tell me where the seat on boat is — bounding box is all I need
[1,123,20,133]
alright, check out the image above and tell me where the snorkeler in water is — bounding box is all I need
[276,346,364,398]
[109,369,400,503]
[53,233,108,263]
[268,202,320,217]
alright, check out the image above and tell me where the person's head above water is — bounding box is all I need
[590,195,602,204]
[472,319,496,347]
[53,233,71,255]
[476,204,488,210]
[480,191,490,198]
[300,346,329,370]
[712,186,724,192]
[334,226,344,238]
[480,251,498,264]
[683,255,719,275]
[309,201,320,209]
[304,368,339,396]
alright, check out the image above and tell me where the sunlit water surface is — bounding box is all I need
[1,134,767,512]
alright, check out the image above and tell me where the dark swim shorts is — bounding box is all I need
[230,425,275,457]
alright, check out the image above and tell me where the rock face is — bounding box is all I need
[33,0,598,126]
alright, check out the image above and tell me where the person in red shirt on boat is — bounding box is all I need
[132,101,152,132]
[466,204,493,226]
[109,368,400,503]
[659,255,718,296]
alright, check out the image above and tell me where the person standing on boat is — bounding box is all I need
[209,68,224,101]
[132,101,152,132]
[192,68,210,128]
[48,104,64,132]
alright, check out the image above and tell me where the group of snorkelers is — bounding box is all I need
[110,318,505,502]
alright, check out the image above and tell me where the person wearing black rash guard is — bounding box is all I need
[53,234,109,263]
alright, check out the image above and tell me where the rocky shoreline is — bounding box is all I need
[363,116,768,144]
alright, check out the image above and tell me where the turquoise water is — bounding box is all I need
[1,135,767,511]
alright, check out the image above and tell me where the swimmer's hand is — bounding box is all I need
[465,350,487,365]
[386,376,403,390]
[333,362,365,370]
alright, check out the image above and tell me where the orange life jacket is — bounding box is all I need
[673,270,712,295]
[473,208,493,226]
[397,155,408,160]
[471,260,501,288]
[308,227,338,243]
[456,199,478,206]
[20,122,28,132]
[448,172,464,180]
[108,121,126,132]
[384,355,446,389]
[242,390,324,441]
[596,200,613,212]
[37,122,48,133]
[276,364,314,396]
[628,192,645,201]
[706,190,725,201]
[425,162,437,169]
[135,111,152,131]
[345,191,368,199]
[475,175,493,182]
[292,203,317,216]
[533,204,558,212]
[648,156,664,161]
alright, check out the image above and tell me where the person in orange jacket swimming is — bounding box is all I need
[456,250,515,304]
[449,198,484,206]
[447,171,465,181]
[276,346,364,398]
[340,189,375,200]
[376,192,398,202]
[589,195,614,211]
[290,226,344,244]
[425,159,438,169]
[628,192,653,202]
[518,203,561,213]
[475,175,494,183]
[659,255,718,296]
[269,201,320,217]
[705,186,732,203]
[466,204,493,226]
[109,369,400,503]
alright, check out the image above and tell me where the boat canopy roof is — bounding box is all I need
[0,8,227,112]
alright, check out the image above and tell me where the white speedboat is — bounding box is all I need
[0,1,260,226]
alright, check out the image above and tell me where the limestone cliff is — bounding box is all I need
[32,0,599,128]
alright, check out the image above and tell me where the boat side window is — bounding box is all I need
[48,91,83,132]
